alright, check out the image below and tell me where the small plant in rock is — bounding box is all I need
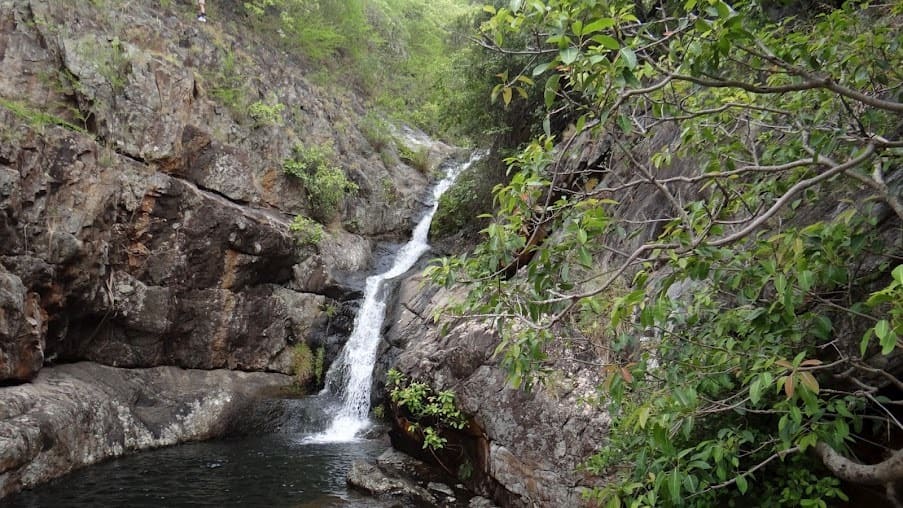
[360,113,392,152]
[387,368,467,451]
[0,99,86,134]
[457,459,474,481]
[396,141,431,174]
[291,342,314,386]
[381,177,399,204]
[205,49,250,118]
[289,215,324,246]
[313,346,325,386]
[247,94,285,127]
[283,143,358,222]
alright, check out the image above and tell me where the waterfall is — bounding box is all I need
[304,151,482,443]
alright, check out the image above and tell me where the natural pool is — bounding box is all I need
[5,398,394,507]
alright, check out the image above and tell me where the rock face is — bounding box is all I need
[0,361,292,498]
[384,272,609,507]
[0,0,441,382]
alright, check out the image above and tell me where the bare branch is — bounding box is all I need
[816,442,903,486]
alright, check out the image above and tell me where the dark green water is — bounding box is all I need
[5,398,396,507]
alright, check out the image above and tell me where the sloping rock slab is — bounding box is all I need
[0,361,291,498]
[347,447,470,507]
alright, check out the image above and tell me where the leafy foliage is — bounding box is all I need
[0,98,87,134]
[291,342,314,386]
[396,141,431,174]
[428,0,903,505]
[241,0,471,136]
[431,156,507,242]
[247,95,285,127]
[387,369,468,451]
[283,144,358,222]
[289,215,325,246]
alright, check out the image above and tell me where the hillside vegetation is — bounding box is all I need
[239,0,475,135]
[428,0,903,506]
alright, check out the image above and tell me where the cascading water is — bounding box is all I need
[304,150,482,443]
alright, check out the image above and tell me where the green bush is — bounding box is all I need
[247,95,285,127]
[396,141,430,174]
[313,345,325,386]
[289,215,325,246]
[430,157,505,243]
[387,369,467,451]
[206,50,250,119]
[283,144,358,222]
[291,343,314,386]
[360,113,392,152]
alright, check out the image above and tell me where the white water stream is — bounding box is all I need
[304,151,481,443]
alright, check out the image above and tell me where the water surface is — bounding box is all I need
[6,399,394,507]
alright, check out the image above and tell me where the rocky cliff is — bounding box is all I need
[0,0,447,496]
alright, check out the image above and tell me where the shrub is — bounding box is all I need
[397,141,430,174]
[313,345,325,386]
[430,156,505,242]
[360,113,392,152]
[283,144,358,222]
[387,369,467,451]
[289,215,324,246]
[291,342,313,386]
[206,50,250,118]
[247,95,285,127]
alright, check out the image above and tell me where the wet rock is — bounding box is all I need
[469,497,500,508]
[0,361,291,497]
[347,460,437,505]
[429,481,455,497]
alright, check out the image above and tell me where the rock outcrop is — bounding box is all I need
[0,361,291,498]
[0,0,441,384]
[383,272,609,507]
[347,447,471,507]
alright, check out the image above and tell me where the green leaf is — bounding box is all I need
[749,376,762,404]
[491,83,502,103]
[875,320,897,355]
[893,264,903,285]
[619,47,637,70]
[736,475,748,494]
[669,470,681,505]
[560,47,579,65]
[861,328,873,356]
[617,114,632,134]
[637,405,651,429]
[798,270,814,292]
[545,74,560,109]
[583,18,615,35]
[571,20,583,37]
[532,62,552,76]
[592,34,620,50]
